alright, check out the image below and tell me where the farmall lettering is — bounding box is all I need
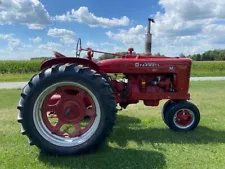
[135,62,160,68]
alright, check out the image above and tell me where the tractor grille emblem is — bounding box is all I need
[135,62,160,68]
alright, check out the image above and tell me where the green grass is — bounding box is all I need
[1,81,225,169]
[0,73,36,82]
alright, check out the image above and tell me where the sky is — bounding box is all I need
[0,0,225,60]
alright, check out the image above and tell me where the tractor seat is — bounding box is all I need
[53,51,66,58]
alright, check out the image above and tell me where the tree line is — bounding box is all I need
[98,52,165,60]
[187,49,225,61]
[30,49,225,61]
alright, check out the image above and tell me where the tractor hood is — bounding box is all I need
[97,56,192,74]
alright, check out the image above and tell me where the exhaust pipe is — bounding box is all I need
[145,18,155,55]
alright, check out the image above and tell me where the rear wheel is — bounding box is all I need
[17,64,117,155]
[164,101,200,131]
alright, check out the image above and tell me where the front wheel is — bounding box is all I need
[17,64,117,155]
[161,100,174,123]
[164,101,200,131]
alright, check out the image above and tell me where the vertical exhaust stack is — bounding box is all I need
[145,18,155,55]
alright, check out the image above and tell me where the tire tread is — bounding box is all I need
[17,64,117,155]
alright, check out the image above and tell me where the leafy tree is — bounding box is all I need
[189,49,225,61]
[153,52,165,56]
[98,54,118,60]
[30,57,53,60]
[179,53,186,58]
[98,52,138,60]
[98,49,225,61]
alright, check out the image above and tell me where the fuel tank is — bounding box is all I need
[97,55,192,74]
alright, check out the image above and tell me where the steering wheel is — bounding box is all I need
[76,38,82,57]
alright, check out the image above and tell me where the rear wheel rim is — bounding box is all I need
[173,109,195,129]
[33,82,101,147]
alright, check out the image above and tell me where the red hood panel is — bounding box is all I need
[97,57,192,74]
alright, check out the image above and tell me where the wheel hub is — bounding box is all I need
[174,109,195,128]
[58,100,85,123]
[41,85,97,138]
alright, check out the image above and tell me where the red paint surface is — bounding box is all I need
[42,86,96,137]
[175,110,193,127]
[40,52,192,107]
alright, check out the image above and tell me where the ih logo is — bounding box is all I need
[135,62,160,68]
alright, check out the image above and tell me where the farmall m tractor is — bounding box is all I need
[17,18,200,155]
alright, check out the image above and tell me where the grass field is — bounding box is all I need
[1,81,225,169]
[0,73,36,82]
[191,61,225,77]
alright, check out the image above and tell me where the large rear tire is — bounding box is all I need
[17,64,117,155]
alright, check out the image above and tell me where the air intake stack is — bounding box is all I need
[145,18,155,55]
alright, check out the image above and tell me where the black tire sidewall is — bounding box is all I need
[22,69,115,155]
[161,100,173,121]
[165,101,200,131]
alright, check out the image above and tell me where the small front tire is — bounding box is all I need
[161,100,173,122]
[164,101,200,131]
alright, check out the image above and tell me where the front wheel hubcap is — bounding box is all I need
[173,109,195,129]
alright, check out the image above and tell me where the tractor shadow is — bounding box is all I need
[38,146,166,169]
[38,114,222,169]
[38,114,171,169]
[110,114,225,147]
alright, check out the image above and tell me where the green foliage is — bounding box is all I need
[98,54,120,60]
[98,52,129,60]
[153,52,165,56]
[189,49,225,61]
[191,61,225,76]
[0,60,42,74]
[98,52,169,60]
[179,53,186,58]
[30,57,53,60]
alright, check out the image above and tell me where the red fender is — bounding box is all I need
[40,57,100,72]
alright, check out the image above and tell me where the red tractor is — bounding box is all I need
[17,18,200,155]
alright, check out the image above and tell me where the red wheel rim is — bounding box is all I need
[41,86,97,138]
[174,109,194,128]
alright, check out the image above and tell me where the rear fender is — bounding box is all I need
[40,57,100,72]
